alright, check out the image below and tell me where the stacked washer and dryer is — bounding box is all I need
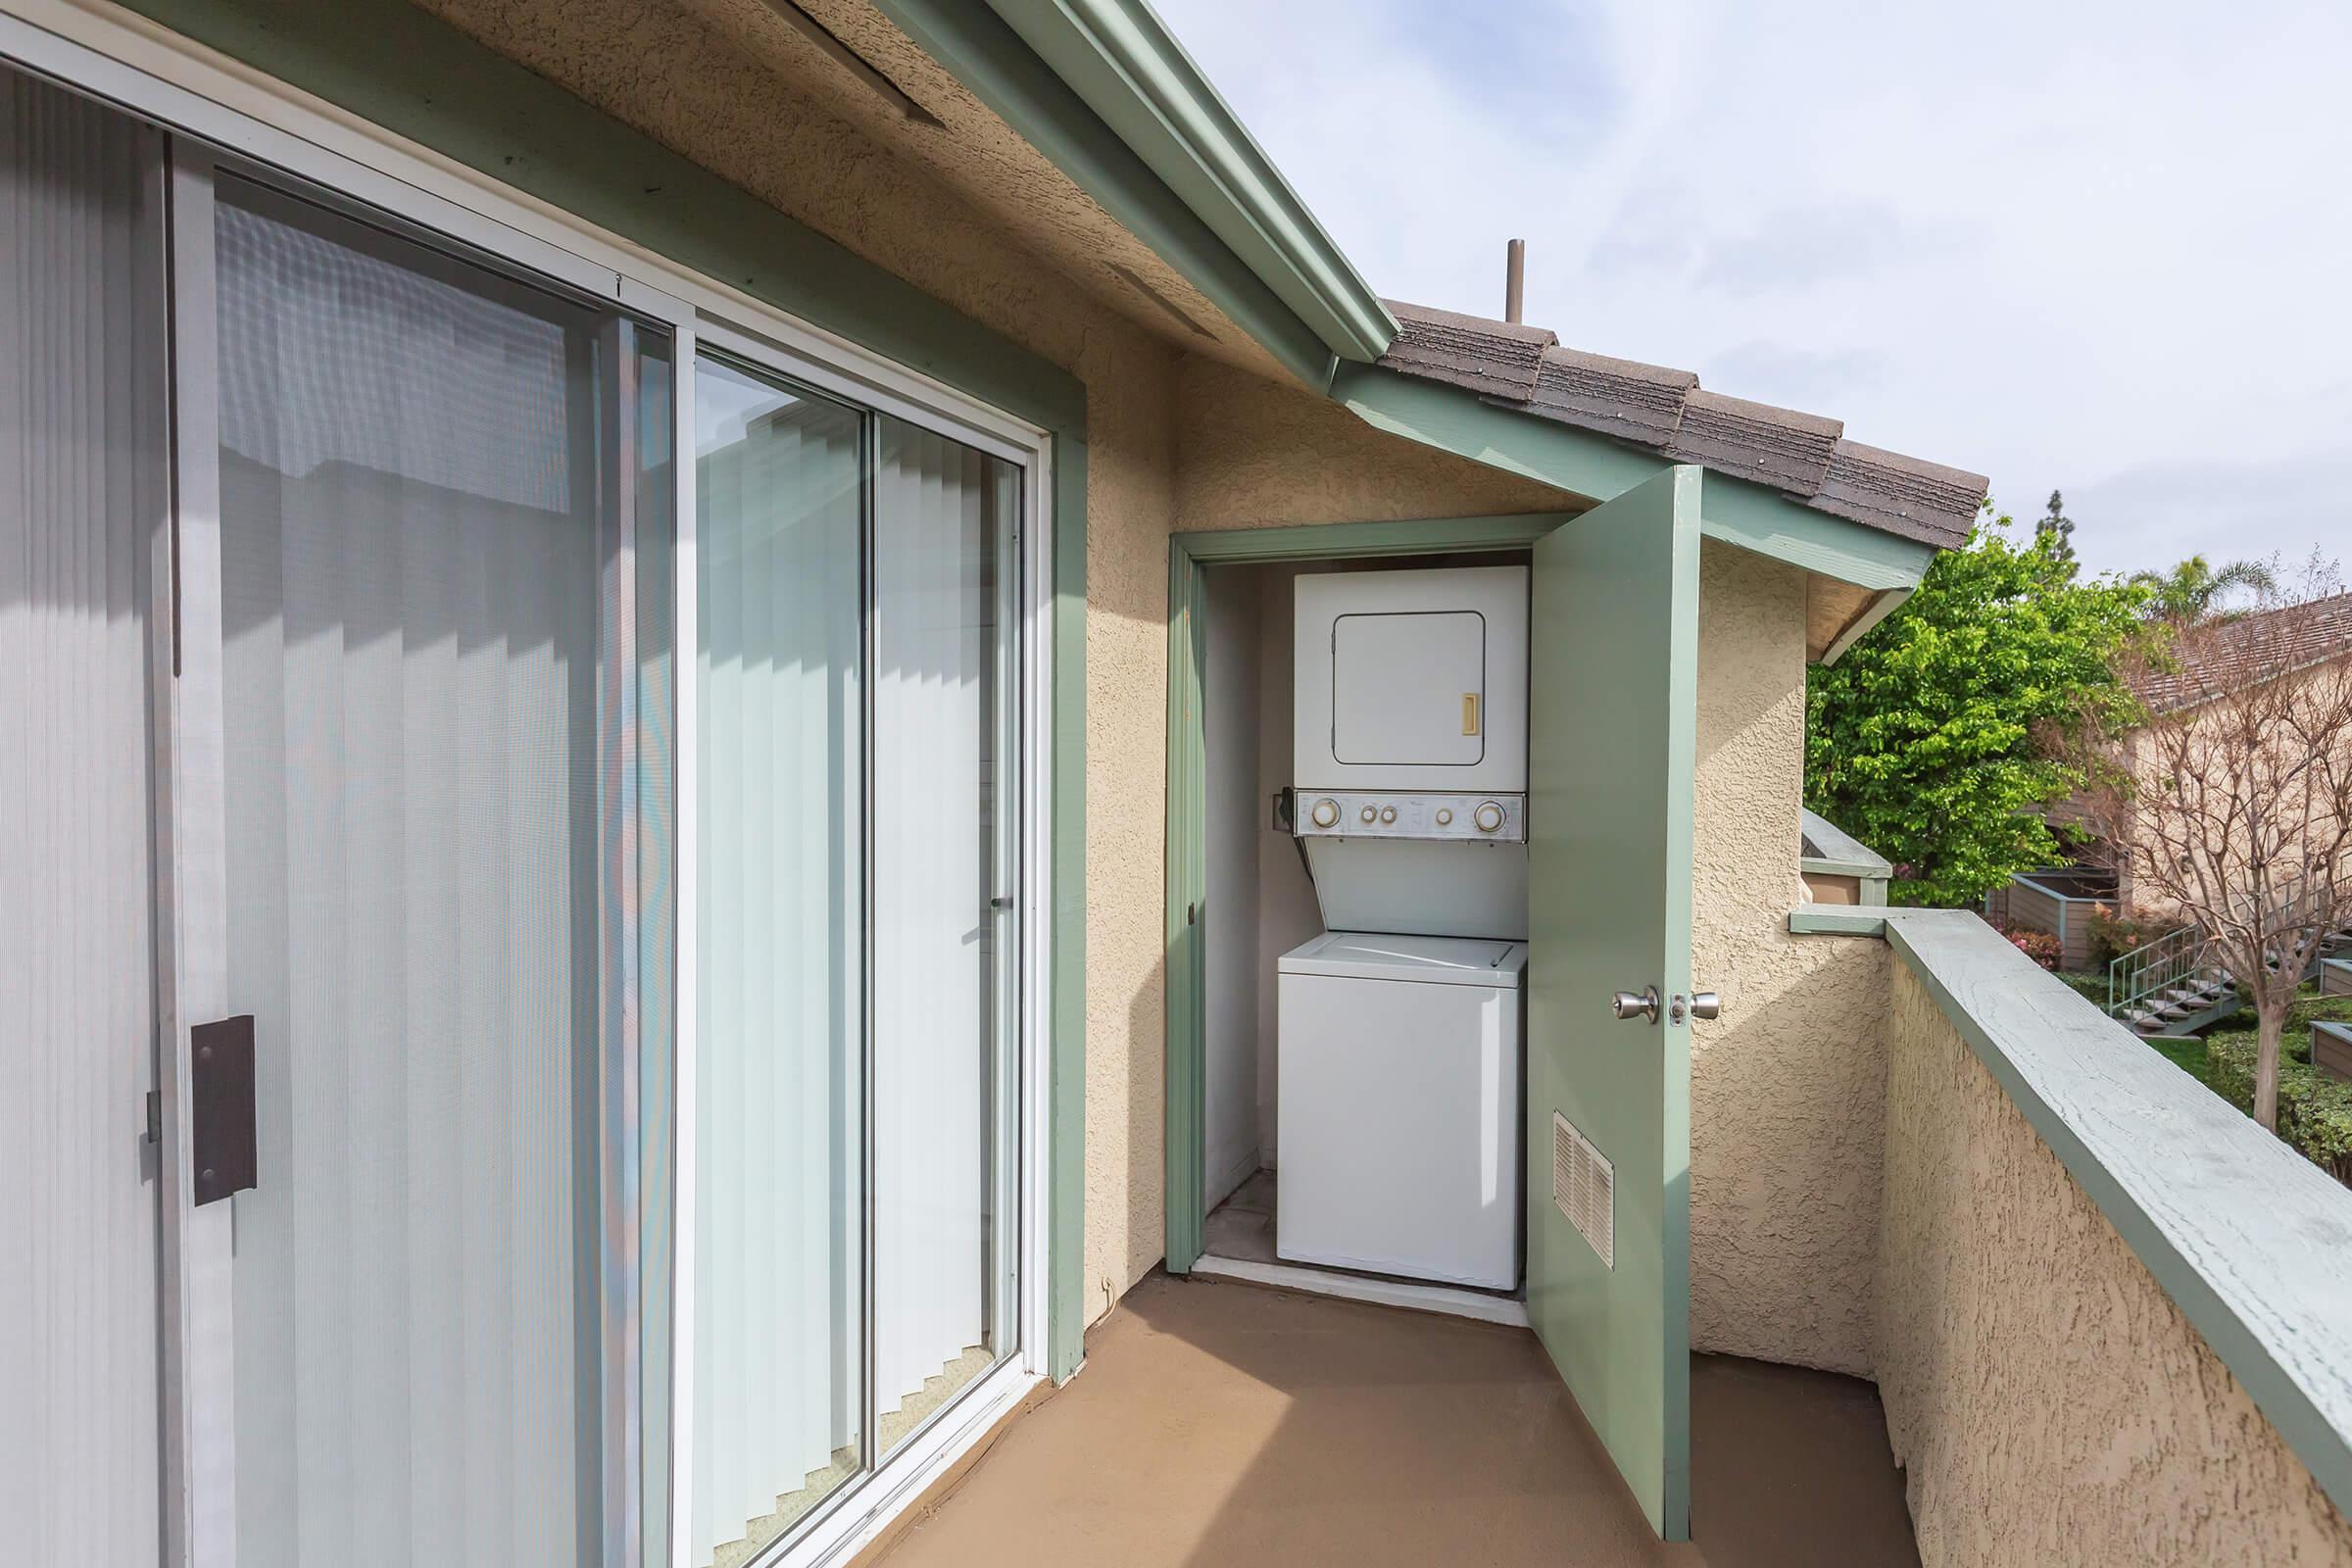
[1277,565,1531,1292]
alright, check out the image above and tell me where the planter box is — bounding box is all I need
[2315,1021,2352,1084]
[2323,957,2351,998]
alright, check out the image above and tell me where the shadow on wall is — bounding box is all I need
[1687,941,1890,1378]
[1118,949,1167,1317]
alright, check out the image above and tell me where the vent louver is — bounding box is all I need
[1553,1111,1613,1269]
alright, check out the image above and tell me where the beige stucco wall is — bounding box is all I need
[1690,543,1889,1376]
[1171,357,1581,530]
[1876,963,2352,1565]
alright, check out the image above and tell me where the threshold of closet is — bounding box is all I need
[1190,1252,1531,1329]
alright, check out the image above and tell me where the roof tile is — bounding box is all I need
[1372,297,1985,551]
[1378,298,1553,400]
[1662,388,1841,494]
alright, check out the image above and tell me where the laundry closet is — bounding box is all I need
[1196,552,1536,1306]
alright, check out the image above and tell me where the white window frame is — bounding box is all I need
[0,6,1058,1567]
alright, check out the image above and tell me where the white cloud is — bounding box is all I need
[1154,0,2352,577]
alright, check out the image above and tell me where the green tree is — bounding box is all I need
[1805,506,2149,906]
[2126,554,2278,623]
[2034,488,2077,573]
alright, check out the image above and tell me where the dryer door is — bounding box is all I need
[1294,565,1528,792]
[1525,467,1699,1543]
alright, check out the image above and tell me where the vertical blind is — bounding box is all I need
[215,179,637,1568]
[0,69,169,1568]
[690,367,866,1566]
[872,417,1019,1432]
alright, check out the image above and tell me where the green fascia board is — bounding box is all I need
[119,0,1096,1378]
[118,0,1089,439]
[875,0,1340,389]
[1330,362,1936,600]
[1792,906,2352,1521]
[975,0,1396,365]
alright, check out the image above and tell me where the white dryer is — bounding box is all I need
[1291,564,1530,941]
[1276,931,1526,1290]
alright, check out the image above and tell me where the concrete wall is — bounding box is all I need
[1690,542,1890,1376]
[1875,963,2352,1566]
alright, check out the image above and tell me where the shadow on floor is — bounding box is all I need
[874,1272,1918,1568]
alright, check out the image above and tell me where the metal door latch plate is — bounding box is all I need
[191,1014,258,1206]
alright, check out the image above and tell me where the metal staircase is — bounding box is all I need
[2108,923,2240,1035]
[2107,887,2352,1036]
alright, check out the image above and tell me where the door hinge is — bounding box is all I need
[1187,901,1198,926]
[144,1089,162,1146]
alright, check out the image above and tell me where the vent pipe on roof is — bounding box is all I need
[1504,238,1526,324]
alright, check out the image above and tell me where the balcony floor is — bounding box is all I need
[871,1272,1918,1568]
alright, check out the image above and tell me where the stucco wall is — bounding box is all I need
[1876,963,2352,1565]
[1690,543,1889,1376]
[1173,356,1580,531]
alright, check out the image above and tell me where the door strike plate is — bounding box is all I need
[191,1014,258,1206]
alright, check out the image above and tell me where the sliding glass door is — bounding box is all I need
[200,171,672,1568]
[686,370,1025,1565]
[688,359,866,1564]
[1,51,1038,1568]
[871,416,1022,1458]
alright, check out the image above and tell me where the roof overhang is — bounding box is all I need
[874,0,1396,389]
[1334,361,1936,659]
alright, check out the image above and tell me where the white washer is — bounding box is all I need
[1276,931,1526,1290]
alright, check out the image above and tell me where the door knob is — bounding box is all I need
[1665,991,1722,1024]
[1609,987,1659,1023]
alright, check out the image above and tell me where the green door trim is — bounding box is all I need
[1162,511,1578,1275]
[114,0,1095,1381]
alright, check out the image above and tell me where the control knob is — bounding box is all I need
[1473,801,1506,834]
[1309,798,1340,829]
[1359,805,1378,823]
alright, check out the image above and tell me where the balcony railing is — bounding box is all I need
[1793,903,2352,1561]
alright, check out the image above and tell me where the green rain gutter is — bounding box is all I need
[874,0,1394,389]
[977,0,1396,363]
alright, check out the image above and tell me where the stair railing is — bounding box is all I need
[2107,919,2210,1018]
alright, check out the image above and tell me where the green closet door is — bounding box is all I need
[1526,466,1700,1540]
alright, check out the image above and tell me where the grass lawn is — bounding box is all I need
[2203,982,2352,1072]
[2147,1032,2211,1084]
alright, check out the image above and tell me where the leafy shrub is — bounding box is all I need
[2084,902,2176,972]
[2208,1033,2352,1186]
[1996,924,2064,970]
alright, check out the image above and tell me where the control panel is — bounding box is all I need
[1293,791,1525,844]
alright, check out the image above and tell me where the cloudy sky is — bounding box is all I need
[1152,0,2352,580]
